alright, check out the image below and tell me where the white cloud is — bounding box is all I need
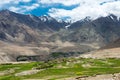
[21,0,31,2]
[0,0,32,9]
[102,1,120,15]
[22,3,39,11]
[9,3,39,13]
[0,0,13,5]
[9,7,20,12]
[0,0,31,5]
[43,0,120,21]
[39,0,81,6]
[39,0,116,6]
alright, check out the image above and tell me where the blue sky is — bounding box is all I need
[25,4,79,16]
[0,0,120,21]
[0,0,79,16]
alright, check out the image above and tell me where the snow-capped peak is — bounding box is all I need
[83,16,92,22]
[108,14,120,21]
[117,16,120,21]
[110,15,114,20]
[56,19,64,23]
[40,16,47,22]
[39,15,55,22]
[65,25,70,29]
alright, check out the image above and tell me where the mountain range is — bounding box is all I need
[0,9,120,62]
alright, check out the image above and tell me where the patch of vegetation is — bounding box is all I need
[50,52,84,58]
[17,56,30,61]
[16,55,41,61]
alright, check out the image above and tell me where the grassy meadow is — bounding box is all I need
[0,58,120,80]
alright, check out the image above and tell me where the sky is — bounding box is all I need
[0,0,120,21]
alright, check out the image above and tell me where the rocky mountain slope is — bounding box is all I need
[39,16,68,31]
[0,10,120,46]
[0,10,120,62]
[51,14,120,47]
[0,10,69,62]
[0,10,68,43]
[102,38,120,49]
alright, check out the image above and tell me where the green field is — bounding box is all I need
[0,58,120,80]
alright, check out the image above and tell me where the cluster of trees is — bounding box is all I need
[50,52,84,58]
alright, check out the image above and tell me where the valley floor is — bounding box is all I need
[0,58,120,80]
